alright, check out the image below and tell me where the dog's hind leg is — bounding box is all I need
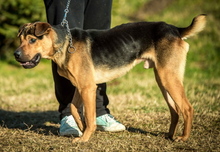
[153,40,193,141]
[154,69,181,140]
[155,66,193,141]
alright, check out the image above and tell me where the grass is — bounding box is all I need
[1,0,220,151]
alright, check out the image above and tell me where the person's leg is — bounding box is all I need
[83,0,112,117]
[44,0,125,135]
[44,0,84,27]
[83,0,112,30]
[44,0,85,136]
[95,83,110,116]
[83,0,125,131]
[44,0,110,117]
[44,0,84,115]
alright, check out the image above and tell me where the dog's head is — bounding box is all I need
[14,22,53,69]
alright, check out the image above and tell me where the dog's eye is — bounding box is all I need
[29,38,37,44]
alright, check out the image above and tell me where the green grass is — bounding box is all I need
[0,0,220,151]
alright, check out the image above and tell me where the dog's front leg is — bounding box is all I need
[72,85,97,143]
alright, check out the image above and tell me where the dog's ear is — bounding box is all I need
[17,23,32,37]
[34,22,52,36]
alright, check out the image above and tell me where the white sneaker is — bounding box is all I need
[59,115,82,137]
[59,114,125,136]
[96,114,126,132]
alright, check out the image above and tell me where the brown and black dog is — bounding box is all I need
[14,14,206,143]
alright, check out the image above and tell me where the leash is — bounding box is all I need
[61,0,76,54]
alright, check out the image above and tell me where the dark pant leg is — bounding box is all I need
[44,0,84,117]
[51,61,74,114]
[44,0,84,27]
[83,0,113,116]
[83,0,112,30]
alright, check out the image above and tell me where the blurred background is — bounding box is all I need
[0,0,219,79]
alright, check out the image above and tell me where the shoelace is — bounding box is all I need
[102,114,118,123]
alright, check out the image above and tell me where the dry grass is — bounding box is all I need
[0,61,219,151]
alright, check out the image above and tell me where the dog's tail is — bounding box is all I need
[178,14,206,39]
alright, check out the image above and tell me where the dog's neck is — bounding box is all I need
[47,26,68,64]
[52,36,69,68]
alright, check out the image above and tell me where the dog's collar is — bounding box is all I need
[54,45,76,56]
[67,45,76,53]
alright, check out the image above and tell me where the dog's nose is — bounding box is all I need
[14,50,22,59]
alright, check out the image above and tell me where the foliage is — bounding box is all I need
[111,0,147,27]
[0,0,46,59]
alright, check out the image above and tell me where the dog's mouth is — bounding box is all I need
[19,53,41,69]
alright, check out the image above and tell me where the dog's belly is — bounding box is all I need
[94,59,142,84]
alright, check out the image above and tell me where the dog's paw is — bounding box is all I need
[72,137,81,143]
[174,136,188,142]
[72,137,89,143]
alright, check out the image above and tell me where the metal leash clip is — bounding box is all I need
[61,0,76,54]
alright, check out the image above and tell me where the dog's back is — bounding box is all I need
[89,14,206,68]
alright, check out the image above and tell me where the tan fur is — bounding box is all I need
[181,15,206,39]
[94,59,142,83]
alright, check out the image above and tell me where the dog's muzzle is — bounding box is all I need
[14,50,41,69]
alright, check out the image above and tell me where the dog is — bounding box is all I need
[14,14,206,143]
